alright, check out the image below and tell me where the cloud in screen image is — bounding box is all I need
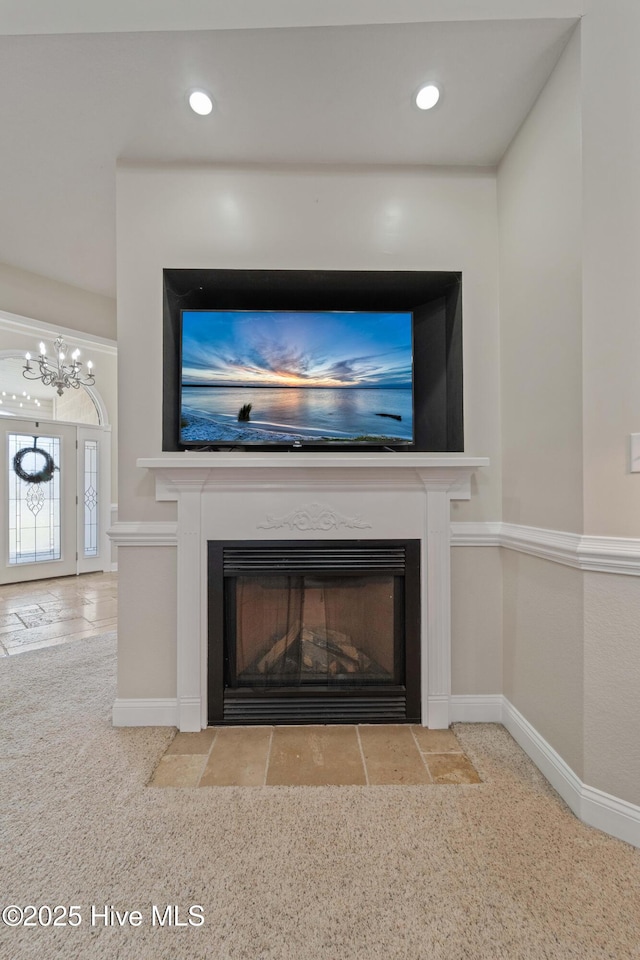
[181,310,413,389]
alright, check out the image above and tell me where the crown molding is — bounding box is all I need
[0,309,117,355]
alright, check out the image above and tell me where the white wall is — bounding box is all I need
[497,29,585,776]
[498,15,640,809]
[581,0,640,539]
[0,261,116,341]
[117,164,502,521]
[116,162,503,699]
[577,0,640,806]
[498,26,582,533]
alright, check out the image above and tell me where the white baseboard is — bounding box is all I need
[178,697,203,733]
[450,694,503,722]
[426,694,451,729]
[501,698,583,812]
[450,695,640,848]
[112,698,177,727]
[580,783,640,848]
[500,697,640,849]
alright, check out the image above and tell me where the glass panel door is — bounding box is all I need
[76,425,109,574]
[83,438,99,558]
[8,432,62,565]
[1,419,77,583]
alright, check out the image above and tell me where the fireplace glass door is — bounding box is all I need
[229,574,400,688]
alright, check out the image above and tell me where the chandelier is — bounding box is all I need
[23,336,95,396]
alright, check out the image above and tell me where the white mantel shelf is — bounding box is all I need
[138,453,489,500]
[135,452,489,732]
[138,453,488,469]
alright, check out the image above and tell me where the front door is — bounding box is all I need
[0,418,110,584]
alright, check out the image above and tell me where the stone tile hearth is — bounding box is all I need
[149,724,482,787]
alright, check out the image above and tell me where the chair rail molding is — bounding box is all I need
[107,521,178,547]
[451,521,640,576]
[108,518,640,575]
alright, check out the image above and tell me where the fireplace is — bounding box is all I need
[128,453,488,731]
[208,540,420,724]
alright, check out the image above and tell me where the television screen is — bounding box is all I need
[179,309,414,447]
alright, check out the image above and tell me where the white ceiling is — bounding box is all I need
[0,17,577,299]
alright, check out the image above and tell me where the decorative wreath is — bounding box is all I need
[13,444,57,484]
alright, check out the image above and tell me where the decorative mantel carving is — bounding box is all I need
[258,501,371,532]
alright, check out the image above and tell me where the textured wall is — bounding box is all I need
[584,573,640,806]
[503,550,584,777]
[116,547,177,699]
[451,546,502,695]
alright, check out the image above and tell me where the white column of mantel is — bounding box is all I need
[417,470,473,729]
[423,486,453,728]
[176,486,205,731]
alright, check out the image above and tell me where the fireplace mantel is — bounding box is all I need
[138,453,488,731]
[139,452,486,470]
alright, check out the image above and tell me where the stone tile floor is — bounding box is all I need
[0,571,117,656]
[151,724,482,788]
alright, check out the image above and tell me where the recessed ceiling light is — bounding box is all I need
[415,84,441,111]
[188,90,214,116]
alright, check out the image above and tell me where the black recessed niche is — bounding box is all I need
[162,268,463,453]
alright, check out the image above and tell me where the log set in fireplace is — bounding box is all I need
[208,540,420,724]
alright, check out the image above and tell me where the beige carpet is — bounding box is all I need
[1,635,639,960]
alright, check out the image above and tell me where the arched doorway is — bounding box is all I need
[0,354,112,584]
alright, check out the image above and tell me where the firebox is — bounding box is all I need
[208,539,420,724]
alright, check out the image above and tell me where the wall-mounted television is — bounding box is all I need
[180,309,414,447]
[163,269,463,453]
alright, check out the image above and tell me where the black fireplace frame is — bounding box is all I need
[207,539,421,725]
